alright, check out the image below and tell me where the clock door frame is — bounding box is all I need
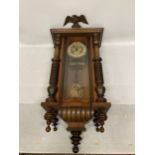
[59,36,93,108]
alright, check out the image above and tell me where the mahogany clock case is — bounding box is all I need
[40,14,112,153]
[41,27,111,153]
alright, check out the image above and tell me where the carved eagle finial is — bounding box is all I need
[63,15,88,28]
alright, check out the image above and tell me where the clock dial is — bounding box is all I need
[67,42,87,58]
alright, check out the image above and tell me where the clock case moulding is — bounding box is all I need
[41,26,111,153]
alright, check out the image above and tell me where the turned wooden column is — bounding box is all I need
[93,33,106,102]
[92,33,109,133]
[41,34,61,132]
[48,34,61,101]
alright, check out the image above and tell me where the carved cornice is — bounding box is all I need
[50,28,103,47]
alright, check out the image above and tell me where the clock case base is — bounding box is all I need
[41,28,111,153]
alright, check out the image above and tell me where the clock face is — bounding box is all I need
[67,42,87,58]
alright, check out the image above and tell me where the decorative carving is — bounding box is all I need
[47,33,61,102]
[93,58,107,102]
[51,109,59,131]
[59,107,92,122]
[93,33,100,47]
[41,100,59,132]
[70,131,82,153]
[44,111,52,132]
[63,15,88,28]
[48,58,60,101]
[53,34,61,48]
[41,34,61,132]
[93,109,107,133]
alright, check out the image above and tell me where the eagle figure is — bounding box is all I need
[63,15,88,28]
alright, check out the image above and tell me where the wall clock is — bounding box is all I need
[41,15,111,153]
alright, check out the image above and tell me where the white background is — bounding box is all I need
[2,0,155,155]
